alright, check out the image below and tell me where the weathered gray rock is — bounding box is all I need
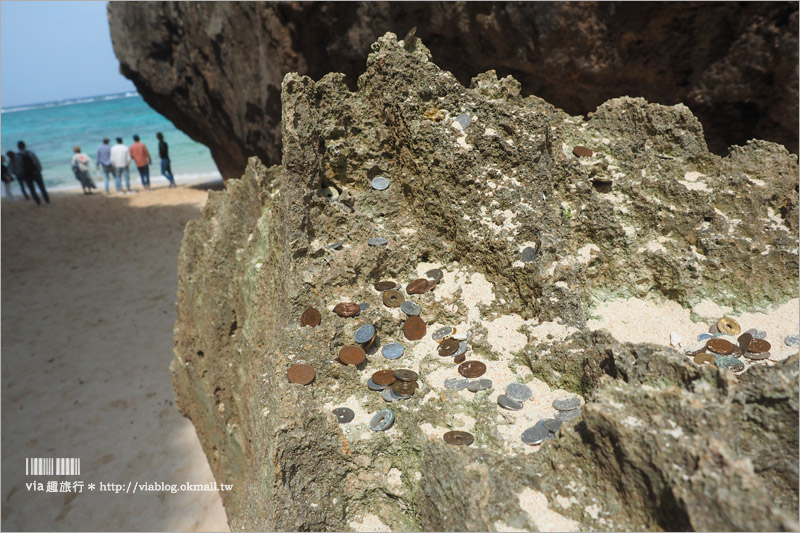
[172,34,798,531]
[109,2,798,181]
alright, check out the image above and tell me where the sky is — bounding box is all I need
[1,1,136,108]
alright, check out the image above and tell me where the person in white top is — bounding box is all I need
[70,146,97,194]
[109,137,132,193]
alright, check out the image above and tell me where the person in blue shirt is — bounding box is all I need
[96,138,115,194]
[156,132,176,188]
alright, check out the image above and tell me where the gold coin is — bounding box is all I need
[693,353,716,365]
[716,317,741,336]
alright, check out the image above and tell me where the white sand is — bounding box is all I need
[1,184,228,531]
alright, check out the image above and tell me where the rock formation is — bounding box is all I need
[171,34,798,530]
[108,2,798,182]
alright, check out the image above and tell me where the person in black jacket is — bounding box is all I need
[156,132,176,188]
[17,141,49,206]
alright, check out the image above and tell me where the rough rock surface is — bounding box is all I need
[109,2,798,181]
[171,34,799,531]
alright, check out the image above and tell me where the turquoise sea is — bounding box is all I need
[0,92,220,191]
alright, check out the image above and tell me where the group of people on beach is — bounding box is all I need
[1,133,176,204]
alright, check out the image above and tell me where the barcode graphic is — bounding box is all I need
[25,458,80,476]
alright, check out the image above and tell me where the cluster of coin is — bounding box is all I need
[521,417,562,446]
[367,368,420,403]
[497,382,532,411]
[683,317,775,373]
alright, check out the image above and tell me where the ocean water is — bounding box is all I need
[1,92,220,191]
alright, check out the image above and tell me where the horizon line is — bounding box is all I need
[1,90,140,113]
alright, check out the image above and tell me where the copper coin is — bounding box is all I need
[706,338,736,355]
[392,380,417,396]
[572,145,593,157]
[287,364,316,385]
[738,333,753,354]
[403,316,426,341]
[439,338,460,357]
[443,430,474,446]
[338,345,366,365]
[374,281,397,291]
[694,353,716,365]
[393,369,418,382]
[716,317,741,336]
[747,338,771,353]
[426,280,438,291]
[372,369,397,387]
[406,278,430,295]
[458,360,486,378]
[383,290,404,308]
[333,302,361,317]
[300,307,321,327]
[454,353,466,364]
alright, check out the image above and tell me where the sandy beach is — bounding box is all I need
[1,182,229,531]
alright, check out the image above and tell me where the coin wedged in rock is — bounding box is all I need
[368,237,388,246]
[369,370,392,386]
[716,317,741,336]
[327,241,344,250]
[392,380,417,397]
[444,377,469,390]
[300,307,321,327]
[454,353,466,364]
[520,246,537,263]
[432,327,454,342]
[370,409,395,431]
[521,421,550,445]
[383,290,404,308]
[497,394,523,411]
[393,369,418,382]
[455,113,471,130]
[737,332,753,354]
[320,186,339,199]
[371,176,390,191]
[694,353,717,365]
[333,302,361,317]
[332,407,355,424]
[403,316,426,341]
[367,378,387,391]
[375,280,397,291]
[452,341,468,358]
[287,364,316,385]
[438,338,460,357]
[338,345,366,365]
[555,408,581,421]
[425,268,444,282]
[381,343,405,360]
[784,334,800,346]
[715,356,745,372]
[359,302,370,312]
[572,145,593,157]
[543,418,562,432]
[552,397,581,411]
[747,338,771,353]
[354,324,376,344]
[706,338,737,355]
[400,300,421,316]
[744,350,770,360]
[458,360,486,378]
[506,383,532,402]
[444,430,474,446]
[406,279,430,295]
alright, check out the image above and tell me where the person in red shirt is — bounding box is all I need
[129,135,152,190]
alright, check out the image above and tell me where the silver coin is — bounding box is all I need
[497,394,523,411]
[368,237,388,246]
[371,176,390,191]
[784,334,800,347]
[745,328,767,339]
[332,407,355,424]
[381,388,396,402]
[697,333,713,342]
[320,186,339,199]
[715,356,745,372]
[552,397,581,411]
[327,241,343,250]
[354,324,376,344]
[368,378,387,391]
[444,377,469,390]
[521,421,549,445]
[381,343,405,360]
[358,302,370,312]
[744,351,770,361]
[543,418,562,432]
[400,301,421,316]
[456,113,470,130]
[520,247,537,263]
[467,379,492,392]
[452,341,468,358]
[425,268,444,282]
[370,409,395,431]
[506,383,532,402]
[555,408,581,421]
[432,327,453,342]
